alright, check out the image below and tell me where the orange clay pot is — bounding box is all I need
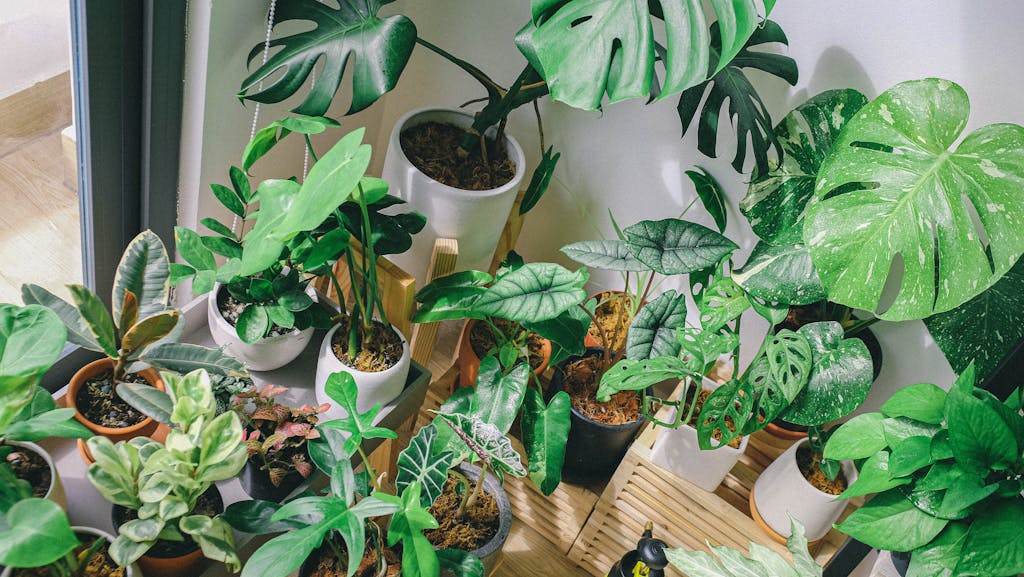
[457,319,552,388]
[763,420,809,441]
[135,547,206,577]
[67,358,165,443]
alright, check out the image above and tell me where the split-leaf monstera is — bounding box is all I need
[805,78,1024,321]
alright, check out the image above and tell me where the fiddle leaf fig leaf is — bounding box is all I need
[686,166,728,233]
[742,89,869,243]
[239,0,416,116]
[561,240,647,272]
[806,78,1024,321]
[733,240,826,306]
[781,321,873,426]
[624,219,738,275]
[626,290,688,361]
[396,425,454,508]
[474,263,588,324]
[521,388,570,496]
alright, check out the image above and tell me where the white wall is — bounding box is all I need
[0,0,70,100]
[180,0,1024,403]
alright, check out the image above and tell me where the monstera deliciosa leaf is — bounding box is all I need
[239,0,416,116]
[676,20,798,175]
[805,78,1024,321]
[519,0,778,110]
[733,240,826,306]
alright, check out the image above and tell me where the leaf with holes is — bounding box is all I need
[696,378,755,450]
[781,321,872,426]
[806,78,1024,321]
[676,20,798,175]
[597,355,696,401]
[474,263,588,324]
[626,290,687,361]
[625,219,738,275]
[742,89,869,243]
[686,167,728,232]
[698,276,750,332]
[239,0,416,116]
[396,425,454,508]
[676,327,738,376]
[733,240,826,305]
[560,240,647,272]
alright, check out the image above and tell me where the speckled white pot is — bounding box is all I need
[314,323,411,421]
[206,283,316,372]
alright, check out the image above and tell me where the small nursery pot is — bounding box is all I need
[67,358,164,442]
[381,107,527,285]
[112,486,224,577]
[239,458,306,502]
[553,349,647,484]
[457,319,552,388]
[207,283,317,372]
[3,441,65,510]
[445,462,512,576]
[649,377,749,492]
[0,526,140,577]
[314,323,411,422]
[750,438,858,542]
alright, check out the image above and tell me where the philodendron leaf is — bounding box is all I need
[624,219,738,275]
[396,425,454,509]
[806,78,1024,321]
[924,256,1024,383]
[560,240,647,272]
[521,388,570,496]
[437,412,527,478]
[956,501,1024,577]
[474,263,588,324]
[676,20,799,175]
[238,179,298,276]
[626,290,687,361]
[781,321,873,426]
[472,358,529,434]
[113,230,170,323]
[836,489,949,552]
[742,89,869,244]
[520,0,777,110]
[686,167,728,233]
[733,240,826,306]
[239,0,416,116]
[319,372,397,456]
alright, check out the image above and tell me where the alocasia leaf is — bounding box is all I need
[521,388,570,495]
[239,0,416,116]
[560,240,647,272]
[624,218,738,275]
[474,263,588,324]
[396,425,454,508]
[626,290,687,361]
[471,358,529,434]
[437,413,527,478]
[676,20,799,175]
[805,78,1024,321]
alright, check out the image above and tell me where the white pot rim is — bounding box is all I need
[210,282,315,344]
[6,440,56,499]
[390,107,527,199]
[321,322,410,376]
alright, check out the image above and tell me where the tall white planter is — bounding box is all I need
[206,283,316,372]
[314,323,411,421]
[751,438,858,541]
[650,378,748,492]
[381,107,527,285]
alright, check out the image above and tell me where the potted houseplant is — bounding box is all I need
[23,230,243,448]
[233,383,326,501]
[824,364,1024,577]
[664,518,824,577]
[85,369,247,577]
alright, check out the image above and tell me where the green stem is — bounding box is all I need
[356,183,386,328]
[356,445,380,492]
[844,317,880,337]
[463,462,488,517]
[304,134,319,163]
[415,38,505,98]
[327,267,347,316]
[732,312,742,372]
[452,469,473,518]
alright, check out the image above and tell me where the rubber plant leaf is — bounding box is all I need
[520,388,570,495]
[624,218,738,275]
[68,284,118,358]
[780,321,873,426]
[396,425,454,508]
[474,262,588,324]
[742,89,869,244]
[239,0,416,116]
[733,240,826,306]
[471,357,529,434]
[676,20,798,175]
[138,342,246,376]
[520,0,775,110]
[625,290,688,361]
[805,78,1024,321]
[561,239,648,272]
[113,230,171,324]
[923,256,1024,382]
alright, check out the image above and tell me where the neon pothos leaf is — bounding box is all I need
[396,425,454,508]
[437,412,527,478]
[520,0,777,110]
[677,20,798,175]
[239,0,416,116]
[521,388,570,496]
[624,218,738,275]
[474,263,588,324]
[806,78,1024,321]
[626,290,687,361]
[686,167,728,232]
[319,372,397,455]
[781,322,873,426]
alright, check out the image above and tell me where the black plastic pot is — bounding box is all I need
[553,349,647,485]
[890,550,911,576]
[239,458,306,502]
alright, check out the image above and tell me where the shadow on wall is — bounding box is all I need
[788,46,877,109]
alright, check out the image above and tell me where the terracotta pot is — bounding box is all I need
[457,319,552,388]
[67,358,164,443]
[3,441,65,510]
[763,419,809,441]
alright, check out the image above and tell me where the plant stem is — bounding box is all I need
[532,99,545,156]
[844,316,880,337]
[464,462,488,516]
[732,313,742,372]
[356,445,380,492]
[356,183,387,328]
[452,469,473,518]
[415,38,505,96]
[578,303,613,371]
[304,135,319,163]
[326,268,347,316]
[638,272,656,311]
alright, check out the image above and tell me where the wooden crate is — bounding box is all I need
[568,413,859,577]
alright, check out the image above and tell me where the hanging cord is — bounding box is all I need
[301,68,316,181]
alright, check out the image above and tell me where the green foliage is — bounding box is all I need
[0,304,69,434]
[732,240,826,306]
[379,483,440,577]
[805,78,1024,321]
[625,290,688,361]
[396,424,454,508]
[520,388,571,495]
[437,412,527,479]
[827,369,1024,576]
[0,498,80,569]
[520,146,560,216]
[686,167,728,233]
[318,372,398,456]
[474,263,589,324]
[665,518,822,577]
[624,219,738,275]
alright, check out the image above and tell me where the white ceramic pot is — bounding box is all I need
[751,438,858,541]
[6,441,65,510]
[381,107,527,285]
[0,526,139,577]
[650,378,748,492]
[206,283,316,372]
[314,323,411,421]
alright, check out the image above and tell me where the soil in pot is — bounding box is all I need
[797,445,848,495]
[561,353,641,425]
[469,318,546,373]
[116,489,221,558]
[586,292,634,352]
[218,290,293,338]
[330,318,403,373]
[425,475,500,552]
[682,388,741,449]
[11,532,125,577]
[4,443,51,498]
[302,539,400,577]
[75,371,150,429]
[399,121,515,191]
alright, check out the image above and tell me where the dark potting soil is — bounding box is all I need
[12,533,125,577]
[219,292,292,337]
[330,318,403,373]
[5,444,51,498]
[685,388,742,449]
[425,475,500,553]
[797,446,848,495]
[587,292,633,352]
[562,354,642,425]
[305,540,401,577]
[121,490,220,558]
[76,371,149,428]
[400,121,516,191]
[469,319,545,371]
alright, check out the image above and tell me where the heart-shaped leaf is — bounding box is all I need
[521,388,570,496]
[835,489,949,552]
[626,290,688,361]
[625,219,738,275]
[474,263,588,324]
[437,412,526,478]
[561,240,647,272]
[781,321,873,426]
[396,425,454,509]
[472,358,529,434]
[0,498,78,567]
